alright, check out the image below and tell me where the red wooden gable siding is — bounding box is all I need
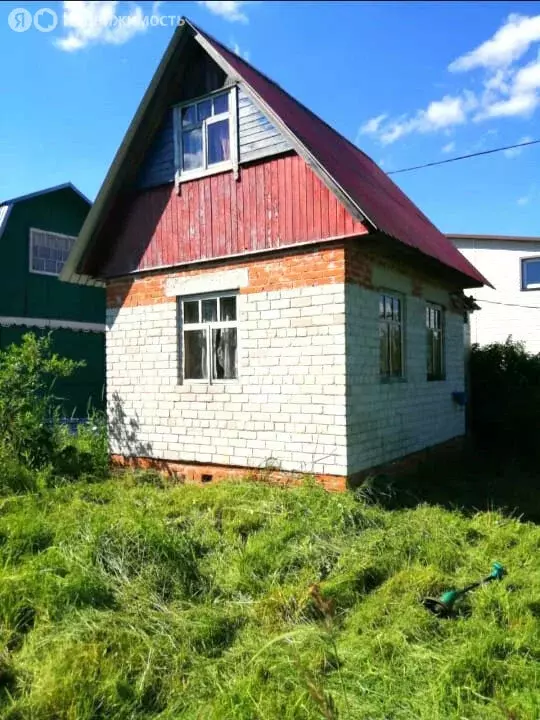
[101,153,369,277]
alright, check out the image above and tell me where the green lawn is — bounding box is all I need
[0,472,538,719]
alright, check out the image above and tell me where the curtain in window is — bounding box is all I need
[207,120,230,165]
[213,328,237,380]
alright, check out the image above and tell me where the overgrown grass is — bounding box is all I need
[0,474,538,719]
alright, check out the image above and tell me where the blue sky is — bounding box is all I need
[1,1,539,235]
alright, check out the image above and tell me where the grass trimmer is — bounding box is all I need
[422,562,506,617]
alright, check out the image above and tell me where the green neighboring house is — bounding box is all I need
[0,183,105,416]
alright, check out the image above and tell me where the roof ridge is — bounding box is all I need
[0,182,91,208]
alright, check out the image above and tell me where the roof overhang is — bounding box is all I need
[449,233,540,245]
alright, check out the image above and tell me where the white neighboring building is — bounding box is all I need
[450,235,540,355]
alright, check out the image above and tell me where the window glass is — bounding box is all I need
[426,303,444,380]
[523,259,540,289]
[183,301,199,324]
[184,330,207,380]
[207,119,230,165]
[213,93,228,114]
[197,99,212,122]
[182,127,203,170]
[179,91,232,175]
[379,324,389,376]
[202,298,218,322]
[212,328,237,380]
[182,105,197,127]
[30,229,76,276]
[379,293,403,378]
[220,296,236,321]
[181,295,238,381]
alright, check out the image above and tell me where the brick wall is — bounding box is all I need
[106,244,346,309]
[345,252,466,474]
[106,242,467,480]
[106,245,348,476]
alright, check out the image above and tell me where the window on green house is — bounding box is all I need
[29,228,76,276]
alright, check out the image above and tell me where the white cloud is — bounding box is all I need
[55,1,147,51]
[359,13,540,145]
[449,13,540,71]
[514,57,540,93]
[232,41,250,60]
[442,141,456,153]
[362,94,474,145]
[359,114,387,135]
[477,92,538,119]
[197,1,251,23]
[517,184,538,205]
[504,136,533,158]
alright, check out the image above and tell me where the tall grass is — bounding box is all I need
[0,476,538,719]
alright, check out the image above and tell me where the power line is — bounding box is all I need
[388,138,540,175]
[473,297,540,311]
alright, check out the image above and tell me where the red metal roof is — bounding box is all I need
[194,23,487,288]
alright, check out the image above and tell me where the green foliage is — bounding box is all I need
[0,478,537,719]
[0,334,82,469]
[470,339,540,457]
[54,412,109,482]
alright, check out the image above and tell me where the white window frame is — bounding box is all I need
[426,302,445,382]
[173,86,238,186]
[521,257,540,291]
[180,291,239,383]
[29,228,77,277]
[379,291,405,380]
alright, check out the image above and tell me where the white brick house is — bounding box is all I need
[62,18,487,488]
[451,234,540,354]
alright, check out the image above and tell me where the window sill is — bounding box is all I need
[427,376,446,382]
[380,376,407,384]
[179,379,240,386]
[29,269,61,277]
[176,162,234,187]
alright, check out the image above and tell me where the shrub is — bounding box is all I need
[0,446,37,496]
[54,413,109,481]
[0,333,82,469]
[469,339,540,457]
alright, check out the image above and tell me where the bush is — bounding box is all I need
[0,333,109,494]
[54,413,109,481]
[469,339,540,456]
[0,333,82,469]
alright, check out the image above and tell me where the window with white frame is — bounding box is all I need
[426,303,445,381]
[181,294,238,381]
[521,257,540,290]
[379,293,403,378]
[29,229,76,276]
[176,91,233,177]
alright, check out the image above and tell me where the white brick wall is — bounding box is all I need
[106,284,348,476]
[106,264,467,477]
[345,266,466,474]
[456,238,540,354]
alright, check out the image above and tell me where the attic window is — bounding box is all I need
[174,88,238,183]
[29,228,76,276]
